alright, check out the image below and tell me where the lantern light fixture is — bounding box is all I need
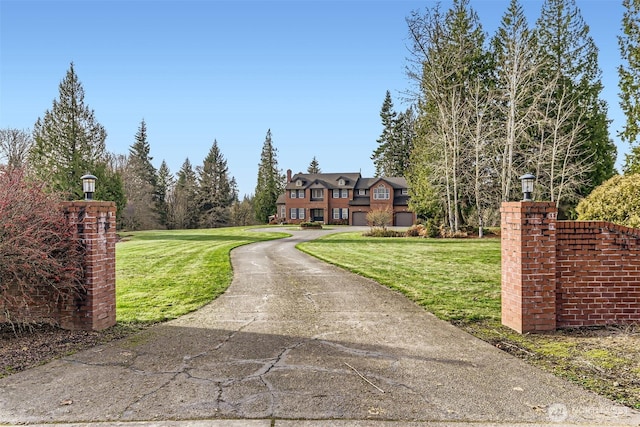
[81,174,97,201]
[519,173,535,201]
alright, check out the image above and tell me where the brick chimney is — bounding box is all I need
[287,169,292,182]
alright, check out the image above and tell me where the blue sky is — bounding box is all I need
[0,0,627,197]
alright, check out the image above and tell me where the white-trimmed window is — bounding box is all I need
[338,178,345,186]
[333,189,340,198]
[296,179,303,187]
[280,206,286,219]
[401,188,409,195]
[358,189,367,196]
[312,189,324,199]
[290,190,297,198]
[373,185,390,200]
[333,208,349,219]
[297,189,305,198]
[290,208,305,219]
[341,189,348,198]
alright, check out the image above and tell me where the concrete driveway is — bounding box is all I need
[0,227,638,426]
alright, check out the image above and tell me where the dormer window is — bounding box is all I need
[338,178,345,186]
[296,179,303,187]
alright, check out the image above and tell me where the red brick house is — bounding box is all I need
[276,170,416,226]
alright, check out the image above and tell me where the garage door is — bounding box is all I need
[352,212,368,226]
[394,212,414,227]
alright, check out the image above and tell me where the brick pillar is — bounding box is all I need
[60,201,117,331]
[501,202,557,333]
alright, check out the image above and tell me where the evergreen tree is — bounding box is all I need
[254,129,285,223]
[307,156,321,174]
[197,139,234,228]
[122,119,160,230]
[372,92,414,178]
[172,158,199,229]
[491,0,540,202]
[372,90,398,177]
[390,107,416,177]
[129,119,157,188]
[229,176,239,202]
[156,160,174,228]
[30,62,110,199]
[619,0,640,174]
[95,154,127,229]
[535,0,616,201]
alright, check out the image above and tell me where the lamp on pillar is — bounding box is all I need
[519,173,535,201]
[81,174,97,200]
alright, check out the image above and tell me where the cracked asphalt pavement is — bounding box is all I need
[1,227,639,426]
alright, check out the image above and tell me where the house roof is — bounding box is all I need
[355,176,409,190]
[285,172,362,190]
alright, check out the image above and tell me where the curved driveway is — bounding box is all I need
[0,227,638,426]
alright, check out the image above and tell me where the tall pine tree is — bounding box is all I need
[156,160,174,228]
[254,129,285,223]
[619,0,640,174]
[122,119,160,230]
[371,90,398,177]
[307,156,321,174]
[491,0,541,202]
[535,0,616,202]
[172,158,199,229]
[30,62,110,199]
[197,139,234,228]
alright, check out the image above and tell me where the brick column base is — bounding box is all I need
[60,201,117,331]
[501,202,557,333]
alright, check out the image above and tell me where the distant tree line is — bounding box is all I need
[0,63,288,230]
[4,0,640,233]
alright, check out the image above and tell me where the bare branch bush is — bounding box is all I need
[0,167,84,325]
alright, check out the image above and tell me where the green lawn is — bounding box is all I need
[298,232,502,322]
[116,227,288,323]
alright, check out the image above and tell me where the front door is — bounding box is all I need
[311,209,324,222]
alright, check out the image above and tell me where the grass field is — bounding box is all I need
[299,232,501,322]
[299,232,640,410]
[116,227,288,323]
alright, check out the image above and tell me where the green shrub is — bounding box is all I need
[300,221,322,229]
[363,228,405,238]
[576,174,640,228]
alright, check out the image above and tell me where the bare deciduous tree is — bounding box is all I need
[0,128,32,169]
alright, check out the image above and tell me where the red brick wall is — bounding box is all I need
[556,221,640,328]
[502,202,640,333]
[0,201,116,331]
